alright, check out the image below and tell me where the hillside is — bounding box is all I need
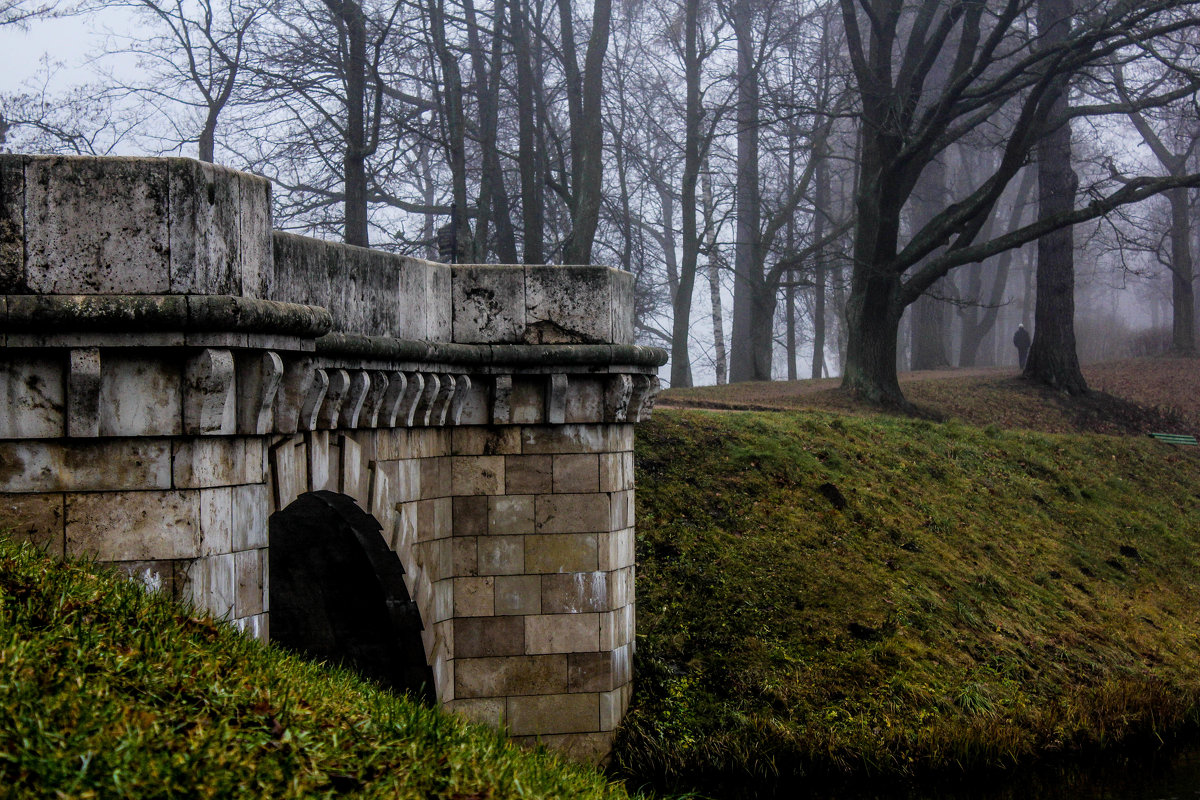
[0,538,635,800]
[615,358,1200,794]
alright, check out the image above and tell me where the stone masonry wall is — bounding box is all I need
[0,154,660,761]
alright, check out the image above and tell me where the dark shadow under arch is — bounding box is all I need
[269,490,434,702]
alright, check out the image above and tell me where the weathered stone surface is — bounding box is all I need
[565,377,605,424]
[568,651,614,693]
[451,426,521,457]
[477,535,523,575]
[504,455,552,494]
[525,612,601,655]
[553,454,600,494]
[541,571,609,614]
[234,548,265,617]
[455,615,524,658]
[610,268,635,345]
[173,437,264,489]
[236,351,283,435]
[0,354,65,438]
[184,348,237,435]
[0,492,64,555]
[0,439,171,493]
[199,486,233,556]
[452,495,487,536]
[535,494,611,534]
[111,559,175,596]
[487,495,534,536]
[453,576,495,616]
[232,482,269,550]
[66,489,199,560]
[178,552,236,619]
[506,692,598,736]
[396,256,429,339]
[239,172,273,299]
[427,263,453,341]
[495,574,541,616]
[455,654,567,698]
[451,455,504,496]
[524,266,613,344]
[524,533,598,574]
[270,232,333,314]
[26,156,171,294]
[512,731,614,765]
[100,357,182,437]
[521,424,606,454]
[168,158,241,295]
[67,348,101,438]
[450,698,505,727]
[452,266,526,343]
[0,154,26,292]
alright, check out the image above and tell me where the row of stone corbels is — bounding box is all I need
[166,347,663,439]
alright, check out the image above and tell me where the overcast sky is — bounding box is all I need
[1,8,133,95]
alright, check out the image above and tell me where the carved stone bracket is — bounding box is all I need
[449,375,471,426]
[318,369,350,429]
[237,351,283,435]
[339,370,371,428]
[628,375,661,423]
[299,368,329,431]
[605,374,634,423]
[184,348,236,435]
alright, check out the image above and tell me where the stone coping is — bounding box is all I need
[1,294,332,337]
[314,332,668,369]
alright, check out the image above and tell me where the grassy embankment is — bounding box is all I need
[615,407,1200,793]
[0,538,636,800]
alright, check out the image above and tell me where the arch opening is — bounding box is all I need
[268,490,434,701]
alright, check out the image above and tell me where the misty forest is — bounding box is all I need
[4,0,1200,407]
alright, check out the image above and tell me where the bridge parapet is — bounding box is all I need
[0,154,663,761]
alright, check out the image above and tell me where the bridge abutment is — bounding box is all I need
[0,154,662,761]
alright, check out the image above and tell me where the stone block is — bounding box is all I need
[495,574,541,616]
[487,495,534,536]
[308,430,331,491]
[270,232,333,312]
[520,424,605,455]
[508,378,545,425]
[392,458,419,502]
[478,535,524,575]
[427,263,453,341]
[167,158,241,295]
[238,172,273,299]
[419,457,451,499]
[455,615,524,658]
[456,381,491,426]
[525,613,600,655]
[611,643,632,687]
[178,552,236,619]
[25,156,171,294]
[553,454,600,494]
[524,266,612,344]
[111,559,175,596]
[100,357,183,437]
[535,494,611,534]
[451,698,506,727]
[451,427,521,457]
[173,437,264,488]
[452,265,526,343]
[600,688,625,731]
[198,486,233,556]
[568,651,614,693]
[506,693,598,736]
[504,455,552,495]
[610,489,635,531]
[0,154,25,292]
[452,495,488,536]
[599,604,635,650]
[597,531,636,572]
[452,536,478,576]
[0,492,64,555]
[231,483,268,551]
[66,490,199,561]
[234,548,264,617]
[610,268,635,344]
[541,571,609,614]
[68,348,101,438]
[0,355,65,439]
[453,576,495,617]
[339,435,368,506]
[598,453,624,494]
[608,565,634,610]
[0,439,172,493]
[451,455,504,496]
[270,436,306,510]
[565,378,605,424]
[396,256,429,340]
[455,654,568,699]
[524,533,598,574]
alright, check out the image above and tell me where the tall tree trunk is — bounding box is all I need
[728,0,765,382]
[428,0,471,257]
[811,152,829,380]
[1025,0,1086,393]
[338,0,370,247]
[703,168,727,384]
[511,0,543,263]
[669,0,702,388]
[908,155,951,370]
[843,272,907,405]
[1168,186,1196,353]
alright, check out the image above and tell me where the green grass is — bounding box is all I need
[0,537,637,800]
[614,409,1200,793]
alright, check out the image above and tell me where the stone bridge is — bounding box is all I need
[0,154,664,761]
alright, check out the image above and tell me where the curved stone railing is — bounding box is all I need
[0,153,664,762]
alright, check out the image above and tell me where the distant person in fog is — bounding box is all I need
[1013,323,1031,370]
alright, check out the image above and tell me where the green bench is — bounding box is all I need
[1148,432,1199,446]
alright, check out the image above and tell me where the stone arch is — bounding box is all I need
[268,490,433,701]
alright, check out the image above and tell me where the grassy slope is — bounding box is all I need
[0,538,634,800]
[615,409,1200,791]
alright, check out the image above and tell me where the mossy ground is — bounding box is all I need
[614,408,1200,794]
[0,538,637,800]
